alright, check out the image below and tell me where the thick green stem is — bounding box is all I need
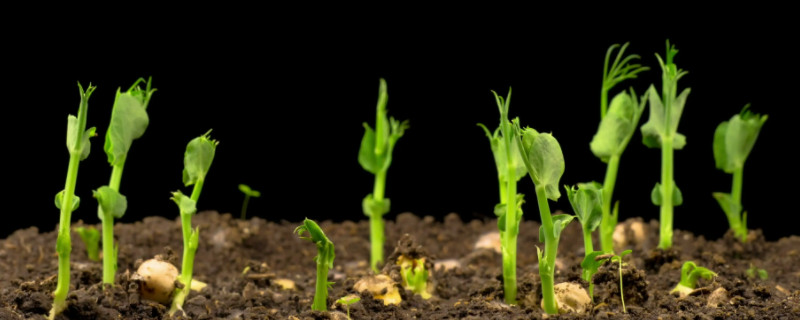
[499,180,507,205]
[582,227,594,258]
[240,195,250,220]
[369,169,387,272]
[731,167,745,240]
[501,169,518,304]
[536,186,559,314]
[170,181,204,315]
[313,248,331,311]
[51,153,81,319]
[600,154,620,252]
[101,163,125,286]
[659,137,674,249]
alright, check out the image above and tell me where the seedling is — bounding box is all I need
[169,131,217,315]
[50,83,97,320]
[592,43,648,253]
[238,184,261,220]
[358,78,409,272]
[336,295,360,320]
[581,250,633,312]
[397,255,431,299]
[671,261,717,297]
[565,182,603,297]
[75,226,100,262]
[640,40,691,249]
[482,88,527,304]
[513,119,572,314]
[95,77,154,286]
[713,105,767,242]
[295,218,336,311]
[746,264,768,280]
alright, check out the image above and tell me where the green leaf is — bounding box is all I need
[650,182,683,206]
[497,194,524,233]
[93,186,128,220]
[103,87,151,166]
[724,109,768,170]
[565,182,604,232]
[712,192,741,218]
[75,226,100,261]
[362,195,390,218]
[171,190,197,216]
[295,218,335,269]
[479,123,527,182]
[640,86,689,149]
[358,123,382,174]
[713,121,732,172]
[54,191,80,212]
[580,251,608,282]
[522,130,565,200]
[552,214,575,241]
[591,90,645,162]
[238,184,261,197]
[182,131,218,187]
[619,249,632,258]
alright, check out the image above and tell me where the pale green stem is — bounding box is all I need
[731,167,745,241]
[51,155,81,319]
[101,162,125,285]
[659,136,674,249]
[502,168,518,304]
[600,87,609,118]
[536,185,559,314]
[170,180,204,315]
[369,169,387,272]
[582,226,595,301]
[312,247,332,311]
[600,154,620,253]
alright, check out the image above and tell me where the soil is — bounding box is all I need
[1,211,798,319]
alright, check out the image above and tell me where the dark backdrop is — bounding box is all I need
[4,25,795,241]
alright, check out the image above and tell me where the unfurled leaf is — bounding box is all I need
[478,123,527,183]
[640,85,689,149]
[171,190,197,216]
[182,131,218,186]
[238,184,261,197]
[713,121,731,172]
[103,83,152,166]
[565,182,603,232]
[540,214,576,243]
[75,226,100,262]
[591,89,646,162]
[521,129,565,201]
[714,107,768,173]
[93,186,128,220]
[358,123,383,174]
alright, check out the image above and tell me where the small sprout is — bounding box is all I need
[358,78,408,272]
[746,264,768,280]
[582,250,632,312]
[565,182,603,298]
[671,261,717,297]
[336,295,361,320]
[397,255,431,299]
[75,226,100,262]
[134,259,179,304]
[713,105,768,242]
[238,184,261,220]
[295,218,335,311]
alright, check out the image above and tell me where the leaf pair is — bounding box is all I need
[478,124,528,183]
[713,106,768,173]
[640,41,691,150]
[580,250,632,283]
[591,89,646,162]
[104,78,155,166]
[496,194,524,233]
[565,182,603,233]
[94,186,128,220]
[358,79,409,175]
[514,122,565,201]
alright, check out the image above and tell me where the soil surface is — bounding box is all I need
[1,211,798,319]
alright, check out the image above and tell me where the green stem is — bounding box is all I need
[536,186,559,314]
[190,179,204,202]
[600,154,620,252]
[313,248,331,311]
[101,163,125,286]
[51,153,81,319]
[499,179,507,205]
[170,181,204,315]
[659,136,674,249]
[600,87,609,119]
[582,227,594,258]
[502,168,518,304]
[369,169,387,272]
[731,167,745,240]
[240,195,250,220]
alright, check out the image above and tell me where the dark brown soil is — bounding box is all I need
[1,212,798,319]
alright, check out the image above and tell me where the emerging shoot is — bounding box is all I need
[640,40,690,249]
[75,226,100,262]
[582,250,632,312]
[397,256,431,299]
[96,77,155,286]
[482,88,527,304]
[565,182,603,297]
[713,105,767,242]
[336,295,360,320]
[746,264,768,280]
[358,78,409,272]
[169,131,217,315]
[513,119,571,314]
[50,82,97,320]
[671,261,717,297]
[594,43,648,252]
[238,184,261,220]
[295,218,335,311]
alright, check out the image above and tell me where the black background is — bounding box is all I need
[4,23,796,241]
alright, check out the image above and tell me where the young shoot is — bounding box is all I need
[582,250,633,312]
[513,120,571,314]
[75,226,100,262]
[640,40,691,250]
[295,218,335,311]
[397,256,431,299]
[358,78,408,272]
[483,88,527,304]
[671,261,717,297]
[336,295,360,320]
[169,131,217,315]
[238,184,261,220]
[713,105,767,242]
[50,83,97,320]
[96,77,155,286]
[593,43,648,253]
[565,182,603,297]
[746,264,768,280]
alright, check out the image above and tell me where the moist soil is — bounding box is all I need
[1,211,798,319]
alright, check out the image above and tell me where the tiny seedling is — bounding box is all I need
[238,184,261,220]
[397,255,431,299]
[96,77,154,286]
[295,218,336,311]
[593,43,648,253]
[640,40,691,250]
[169,131,217,315]
[582,250,632,312]
[513,119,572,314]
[671,261,717,297]
[358,78,408,272]
[746,264,768,280]
[713,105,767,242]
[50,83,97,320]
[336,295,360,320]
[565,182,603,296]
[75,226,100,262]
[483,88,527,304]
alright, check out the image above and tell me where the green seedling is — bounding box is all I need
[593,43,648,253]
[336,295,360,320]
[169,131,217,315]
[238,184,261,220]
[513,119,571,314]
[398,256,431,299]
[481,88,527,304]
[713,105,767,242]
[295,218,336,311]
[746,264,768,280]
[582,250,633,312]
[671,261,717,297]
[95,77,154,286]
[50,83,97,320]
[640,40,691,250]
[565,182,603,297]
[75,226,100,262]
[358,78,409,272]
